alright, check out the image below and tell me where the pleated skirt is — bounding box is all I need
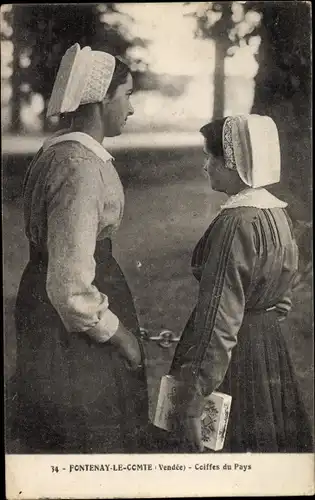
[218,310,313,453]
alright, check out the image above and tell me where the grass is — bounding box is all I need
[2,146,313,430]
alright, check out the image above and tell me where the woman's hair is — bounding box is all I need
[200,118,226,157]
[107,56,130,98]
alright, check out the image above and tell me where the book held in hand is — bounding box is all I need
[153,375,232,451]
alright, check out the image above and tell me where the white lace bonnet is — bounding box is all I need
[222,114,281,188]
[47,43,116,118]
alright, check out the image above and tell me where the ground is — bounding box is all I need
[2,136,313,429]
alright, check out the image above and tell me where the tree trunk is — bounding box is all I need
[43,101,52,133]
[251,4,312,222]
[10,6,22,134]
[212,40,225,120]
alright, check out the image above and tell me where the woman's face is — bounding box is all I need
[203,142,229,193]
[102,73,134,137]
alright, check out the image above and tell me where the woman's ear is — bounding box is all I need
[214,156,226,171]
[99,98,111,119]
[100,95,110,109]
[103,93,112,104]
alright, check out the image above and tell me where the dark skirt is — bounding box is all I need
[218,309,313,453]
[165,308,313,453]
[7,238,150,453]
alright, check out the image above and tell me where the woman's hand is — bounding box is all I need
[171,371,206,452]
[179,415,204,452]
[109,321,142,370]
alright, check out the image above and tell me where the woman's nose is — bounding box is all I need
[128,102,134,116]
[203,159,210,173]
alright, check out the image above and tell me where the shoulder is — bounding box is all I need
[211,207,261,233]
[206,209,260,250]
[43,142,106,200]
[47,141,103,168]
[220,206,261,223]
[45,141,106,184]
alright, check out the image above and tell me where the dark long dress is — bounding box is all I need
[6,137,149,453]
[169,203,313,453]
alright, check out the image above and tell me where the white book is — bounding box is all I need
[153,375,232,451]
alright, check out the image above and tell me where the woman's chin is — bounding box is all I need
[104,128,123,138]
[210,183,219,192]
[211,185,226,194]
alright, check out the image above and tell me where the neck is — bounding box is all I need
[224,186,245,196]
[69,104,104,144]
[71,124,103,144]
[225,179,249,196]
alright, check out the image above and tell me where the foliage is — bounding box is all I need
[0,5,13,42]
[187,1,312,220]
[251,2,312,222]
[185,2,262,56]
[251,1,311,106]
[8,4,148,109]
[184,2,262,118]
[185,1,311,105]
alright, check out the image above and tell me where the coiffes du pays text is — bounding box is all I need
[68,462,252,473]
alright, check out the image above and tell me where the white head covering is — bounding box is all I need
[47,43,116,118]
[222,114,281,188]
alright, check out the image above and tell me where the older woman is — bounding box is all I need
[168,115,313,453]
[9,44,149,453]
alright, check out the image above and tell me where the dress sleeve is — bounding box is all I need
[177,215,258,398]
[45,155,119,341]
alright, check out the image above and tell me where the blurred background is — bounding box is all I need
[2,3,313,427]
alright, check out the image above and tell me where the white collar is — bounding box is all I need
[42,131,114,164]
[220,187,288,211]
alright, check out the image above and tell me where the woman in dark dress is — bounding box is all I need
[8,43,149,453]
[168,115,313,452]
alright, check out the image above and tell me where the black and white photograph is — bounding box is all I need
[2,2,313,498]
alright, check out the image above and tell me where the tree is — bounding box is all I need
[8,4,148,132]
[250,1,311,221]
[188,1,311,220]
[188,2,234,119]
[185,1,261,118]
[251,2,311,113]
[1,5,21,133]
